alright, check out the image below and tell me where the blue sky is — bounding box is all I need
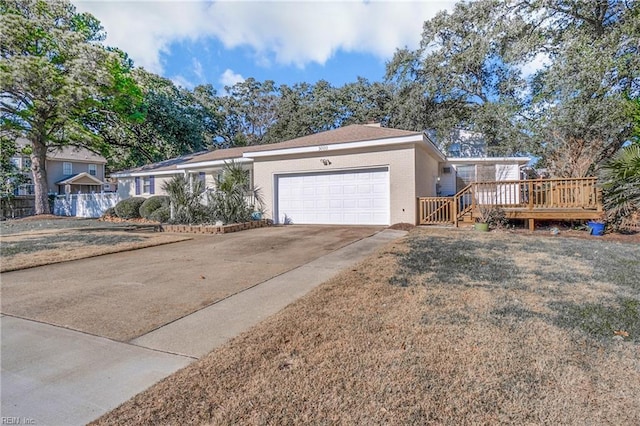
[73,1,458,92]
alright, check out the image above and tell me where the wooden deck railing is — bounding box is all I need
[418,197,453,224]
[418,177,602,226]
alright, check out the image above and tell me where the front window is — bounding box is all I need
[63,162,72,175]
[143,176,151,193]
[88,164,97,176]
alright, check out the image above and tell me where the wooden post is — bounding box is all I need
[529,218,535,232]
[453,196,458,227]
[528,180,534,210]
[596,187,603,212]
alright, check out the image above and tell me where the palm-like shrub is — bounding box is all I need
[600,144,640,227]
[207,161,263,224]
[163,175,207,224]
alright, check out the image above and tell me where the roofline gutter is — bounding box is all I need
[446,157,531,164]
[110,169,184,178]
[176,157,253,169]
[243,134,426,158]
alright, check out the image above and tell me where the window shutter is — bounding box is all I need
[150,176,155,194]
[135,177,140,195]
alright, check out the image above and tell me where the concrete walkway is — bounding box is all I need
[1,229,405,425]
[1,315,193,426]
[132,229,406,357]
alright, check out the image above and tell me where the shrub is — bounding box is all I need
[475,204,507,229]
[102,207,117,218]
[163,175,207,224]
[148,206,170,223]
[139,195,170,219]
[207,160,263,224]
[600,144,640,229]
[114,197,146,219]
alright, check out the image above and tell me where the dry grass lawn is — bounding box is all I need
[93,227,639,425]
[1,218,190,272]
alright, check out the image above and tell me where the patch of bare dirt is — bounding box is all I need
[92,227,640,425]
[388,222,416,231]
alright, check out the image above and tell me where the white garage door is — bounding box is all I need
[276,168,389,225]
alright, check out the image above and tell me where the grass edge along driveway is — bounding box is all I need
[93,227,640,425]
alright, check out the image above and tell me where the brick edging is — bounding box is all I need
[160,219,272,234]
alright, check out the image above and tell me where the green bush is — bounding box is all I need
[139,195,170,219]
[163,175,207,224]
[148,206,170,223]
[102,207,117,218]
[114,197,146,219]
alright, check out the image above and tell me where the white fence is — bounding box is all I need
[54,193,120,218]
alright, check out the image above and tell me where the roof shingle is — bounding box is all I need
[114,124,423,174]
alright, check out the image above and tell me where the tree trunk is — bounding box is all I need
[31,138,51,215]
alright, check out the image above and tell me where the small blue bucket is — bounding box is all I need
[587,221,605,236]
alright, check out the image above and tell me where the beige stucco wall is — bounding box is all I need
[415,145,440,198]
[116,175,176,199]
[252,144,421,225]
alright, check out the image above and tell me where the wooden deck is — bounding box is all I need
[418,177,603,230]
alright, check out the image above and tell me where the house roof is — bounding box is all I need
[16,138,107,163]
[55,172,104,185]
[47,146,107,163]
[112,151,210,176]
[113,124,426,176]
[248,124,423,153]
[180,146,249,165]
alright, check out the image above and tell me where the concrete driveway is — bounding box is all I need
[1,225,380,341]
[1,225,406,425]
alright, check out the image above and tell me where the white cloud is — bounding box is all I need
[205,1,456,67]
[519,52,551,78]
[171,74,196,89]
[193,58,204,80]
[73,1,212,73]
[219,69,245,89]
[73,0,457,73]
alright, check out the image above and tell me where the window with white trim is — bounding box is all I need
[63,162,72,175]
[88,164,97,176]
[143,176,151,194]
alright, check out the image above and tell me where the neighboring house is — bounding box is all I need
[112,124,530,226]
[11,138,107,195]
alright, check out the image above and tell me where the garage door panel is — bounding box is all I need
[344,199,357,208]
[358,184,372,194]
[373,198,387,208]
[358,199,372,208]
[343,185,357,194]
[276,168,389,225]
[373,183,386,193]
[330,185,343,195]
[329,199,342,208]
